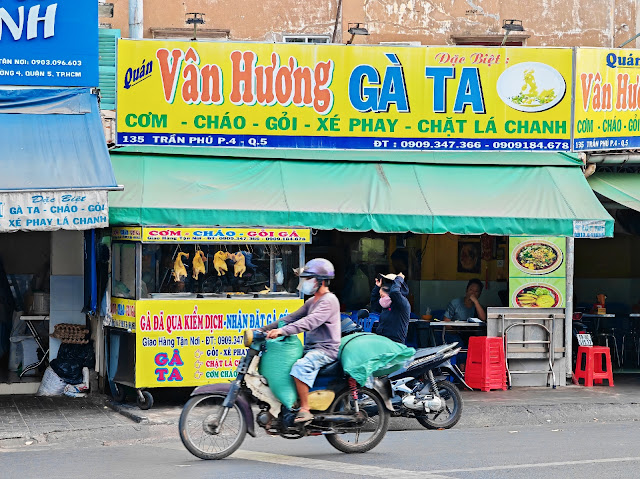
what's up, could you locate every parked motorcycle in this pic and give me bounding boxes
[388,342,465,429]
[179,329,393,460]
[343,310,465,430]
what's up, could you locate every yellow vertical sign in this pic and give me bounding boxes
[574,48,640,150]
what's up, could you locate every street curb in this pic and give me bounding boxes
[103,399,150,424]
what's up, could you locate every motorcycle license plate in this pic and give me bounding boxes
[577,333,593,346]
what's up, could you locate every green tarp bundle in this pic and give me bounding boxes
[339,333,416,385]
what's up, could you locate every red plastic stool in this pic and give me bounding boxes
[573,346,614,387]
[465,336,507,391]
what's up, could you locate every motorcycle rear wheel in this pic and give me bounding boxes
[179,393,247,460]
[325,386,389,454]
[416,380,463,430]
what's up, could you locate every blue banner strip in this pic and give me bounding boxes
[117,132,571,151]
[573,136,640,151]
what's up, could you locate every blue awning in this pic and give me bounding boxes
[0,88,118,191]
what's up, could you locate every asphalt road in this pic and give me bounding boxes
[1,418,640,479]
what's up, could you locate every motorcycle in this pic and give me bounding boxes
[179,329,393,460]
[344,310,465,430]
[388,343,465,429]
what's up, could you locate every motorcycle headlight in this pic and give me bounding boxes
[244,329,253,347]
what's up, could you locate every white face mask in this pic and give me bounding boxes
[298,278,319,295]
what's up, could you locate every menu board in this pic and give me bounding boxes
[508,237,567,308]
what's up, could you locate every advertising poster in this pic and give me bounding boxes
[132,299,302,387]
[574,48,640,150]
[117,41,572,151]
[0,0,98,87]
[509,237,567,308]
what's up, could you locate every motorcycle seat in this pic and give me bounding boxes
[315,360,344,380]
[412,343,458,360]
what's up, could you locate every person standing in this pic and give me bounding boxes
[371,273,411,344]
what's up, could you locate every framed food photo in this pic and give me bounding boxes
[508,236,567,308]
[458,239,481,274]
[509,237,566,278]
[510,277,566,308]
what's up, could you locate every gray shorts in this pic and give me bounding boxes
[290,349,335,388]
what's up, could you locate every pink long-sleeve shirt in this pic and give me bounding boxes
[280,292,341,359]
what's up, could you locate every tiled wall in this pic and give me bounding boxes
[49,231,85,360]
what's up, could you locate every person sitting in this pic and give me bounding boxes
[443,278,486,371]
[443,278,487,323]
[371,273,411,344]
[261,258,341,424]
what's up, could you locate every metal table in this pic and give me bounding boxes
[580,313,615,336]
[19,315,49,377]
[407,320,484,347]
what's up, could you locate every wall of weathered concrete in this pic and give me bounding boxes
[341,0,639,47]
[103,0,339,41]
[101,0,640,48]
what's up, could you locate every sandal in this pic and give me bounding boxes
[294,409,314,423]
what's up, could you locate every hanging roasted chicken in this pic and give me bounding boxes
[232,252,247,277]
[213,251,230,276]
[192,250,206,280]
[173,252,189,282]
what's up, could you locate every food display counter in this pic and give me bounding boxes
[106,226,308,409]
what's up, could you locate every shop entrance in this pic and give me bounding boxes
[574,220,640,375]
[0,232,51,393]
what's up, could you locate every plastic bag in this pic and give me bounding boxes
[258,334,303,408]
[37,367,67,396]
[63,383,88,398]
[50,358,83,384]
[57,342,95,369]
[339,333,415,386]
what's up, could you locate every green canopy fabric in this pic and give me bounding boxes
[109,149,613,237]
[588,173,640,212]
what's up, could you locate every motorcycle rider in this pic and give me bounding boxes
[262,258,341,423]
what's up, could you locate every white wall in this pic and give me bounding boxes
[49,230,85,359]
[408,280,507,317]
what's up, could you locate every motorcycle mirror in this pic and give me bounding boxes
[244,329,254,347]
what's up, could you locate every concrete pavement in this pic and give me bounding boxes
[1,374,638,443]
[0,395,130,440]
[104,374,640,430]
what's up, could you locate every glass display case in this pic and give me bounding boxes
[106,226,309,408]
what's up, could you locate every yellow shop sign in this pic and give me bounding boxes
[574,47,640,151]
[117,40,572,152]
[111,227,311,243]
[133,299,302,387]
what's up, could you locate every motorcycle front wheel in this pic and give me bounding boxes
[179,393,247,460]
[416,380,463,429]
[325,386,389,454]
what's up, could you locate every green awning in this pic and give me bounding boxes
[588,173,640,212]
[109,149,613,237]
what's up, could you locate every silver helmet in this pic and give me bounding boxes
[298,258,335,280]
